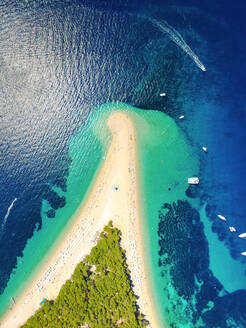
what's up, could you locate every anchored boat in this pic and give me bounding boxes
[188,177,199,184]
[217,214,227,221]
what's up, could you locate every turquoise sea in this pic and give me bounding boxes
[1,1,246,327]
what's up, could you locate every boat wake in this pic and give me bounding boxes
[1,198,17,230]
[149,17,206,72]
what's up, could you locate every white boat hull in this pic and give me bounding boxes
[188,177,199,185]
[217,214,227,221]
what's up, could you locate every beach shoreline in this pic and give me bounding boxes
[0,111,161,328]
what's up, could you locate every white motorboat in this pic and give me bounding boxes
[202,146,208,152]
[238,232,246,239]
[179,115,185,119]
[229,226,236,232]
[241,252,246,256]
[217,214,227,221]
[188,177,199,184]
[160,93,166,97]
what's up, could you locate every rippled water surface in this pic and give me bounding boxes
[0,0,246,326]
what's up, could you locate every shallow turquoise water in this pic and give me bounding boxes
[129,107,200,327]
[200,205,246,293]
[0,102,199,327]
[1,2,246,326]
[1,98,246,328]
[0,105,110,317]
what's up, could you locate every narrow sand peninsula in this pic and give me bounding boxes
[1,112,159,328]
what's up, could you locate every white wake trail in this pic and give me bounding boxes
[150,17,206,71]
[2,198,17,229]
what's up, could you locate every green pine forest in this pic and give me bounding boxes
[21,222,148,328]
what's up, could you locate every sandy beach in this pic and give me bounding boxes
[0,111,160,328]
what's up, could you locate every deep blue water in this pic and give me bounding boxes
[0,0,246,327]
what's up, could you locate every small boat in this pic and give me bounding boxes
[179,115,185,120]
[188,177,199,185]
[241,252,246,256]
[217,214,227,221]
[202,146,208,152]
[229,226,236,232]
[201,66,206,72]
[160,93,166,97]
[238,232,246,239]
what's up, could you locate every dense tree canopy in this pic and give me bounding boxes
[21,222,147,328]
